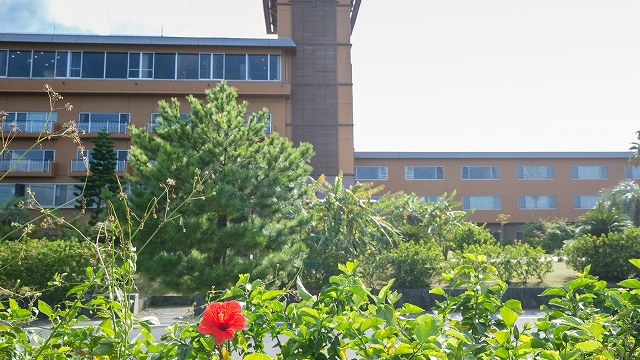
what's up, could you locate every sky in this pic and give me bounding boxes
[0,0,638,153]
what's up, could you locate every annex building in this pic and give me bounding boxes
[0,0,636,240]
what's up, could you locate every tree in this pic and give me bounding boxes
[576,203,632,237]
[75,129,119,225]
[629,130,640,166]
[126,82,314,294]
[598,180,640,226]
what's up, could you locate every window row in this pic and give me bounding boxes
[0,149,129,174]
[459,195,600,211]
[3,111,272,135]
[0,183,132,208]
[356,165,624,181]
[0,50,281,81]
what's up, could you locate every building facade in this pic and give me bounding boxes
[0,0,636,240]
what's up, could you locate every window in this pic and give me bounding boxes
[31,51,55,78]
[516,166,554,180]
[7,50,32,77]
[518,195,557,210]
[424,196,440,204]
[515,231,523,240]
[0,49,7,76]
[177,53,199,79]
[571,166,608,180]
[26,183,80,208]
[3,112,57,133]
[573,195,600,209]
[154,53,176,79]
[148,112,189,132]
[78,113,130,134]
[225,54,246,80]
[355,166,388,181]
[105,52,128,78]
[269,55,281,80]
[116,150,129,172]
[199,53,224,79]
[461,166,500,180]
[405,166,444,180]
[248,54,268,80]
[462,196,501,210]
[0,184,18,205]
[55,51,82,78]
[81,52,105,78]
[625,165,640,180]
[1,149,54,172]
[128,52,153,78]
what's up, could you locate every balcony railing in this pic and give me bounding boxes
[69,160,128,174]
[77,121,128,134]
[0,159,51,173]
[2,120,54,133]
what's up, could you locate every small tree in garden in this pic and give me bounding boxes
[74,129,119,225]
[127,82,314,294]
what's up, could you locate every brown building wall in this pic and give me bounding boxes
[354,154,634,227]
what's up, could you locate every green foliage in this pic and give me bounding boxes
[127,82,314,294]
[445,222,497,253]
[0,196,31,240]
[566,227,640,281]
[522,218,576,253]
[576,203,632,237]
[0,238,97,304]
[74,129,120,225]
[598,180,640,226]
[457,242,553,284]
[367,240,444,289]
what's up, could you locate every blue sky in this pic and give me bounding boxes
[1,0,638,152]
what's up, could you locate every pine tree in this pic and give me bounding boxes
[126,82,314,293]
[75,129,119,225]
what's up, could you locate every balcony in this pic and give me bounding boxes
[0,160,56,177]
[2,120,60,138]
[68,160,129,177]
[77,121,129,138]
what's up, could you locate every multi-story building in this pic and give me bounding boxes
[0,0,635,240]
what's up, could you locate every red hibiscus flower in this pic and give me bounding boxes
[198,300,246,345]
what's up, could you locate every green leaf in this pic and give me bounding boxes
[296,276,316,302]
[540,287,567,297]
[400,303,425,314]
[574,340,601,352]
[500,306,518,328]
[244,354,274,360]
[430,288,446,296]
[37,300,53,318]
[629,258,640,269]
[415,315,439,342]
[395,343,414,355]
[618,279,640,289]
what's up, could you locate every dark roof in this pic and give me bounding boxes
[355,151,633,159]
[0,33,295,49]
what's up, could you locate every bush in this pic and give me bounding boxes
[457,243,552,284]
[565,227,640,281]
[0,238,97,304]
[445,222,497,253]
[381,240,444,289]
[522,218,576,253]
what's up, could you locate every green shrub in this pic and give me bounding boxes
[445,222,497,253]
[522,218,576,253]
[381,240,444,288]
[0,238,97,304]
[458,243,552,284]
[565,227,640,281]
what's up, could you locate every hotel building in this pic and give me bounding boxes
[0,0,635,239]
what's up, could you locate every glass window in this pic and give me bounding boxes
[128,52,140,78]
[462,196,502,210]
[269,54,281,80]
[405,166,444,180]
[82,52,105,78]
[154,53,175,79]
[199,54,210,79]
[355,166,388,180]
[105,52,128,78]
[571,166,608,180]
[69,51,82,77]
[55,51,68,77]
[0,184,16,205]
[516,166,554,180]
[54,184,77,208]
[8,50,32,77]
[177,53,199,79]
[225,54,246,80]
[28,184,55,208]
[0,50,7,76]
[212,54,224,79]
[461,166,500,180]
[31,51,55,78]
[424,196,440,204]
[77,113,129,134]
[248,54,268,80]
[3,112,56,133]
[573,195,600,209]
[625,165,640,180]
[518,195,557,210]
[128,52,154,79]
